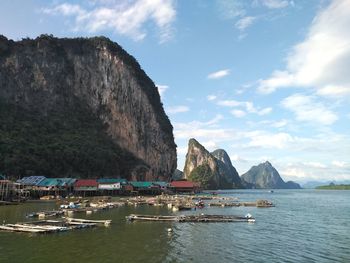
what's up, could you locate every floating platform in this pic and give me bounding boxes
[64,217,112,226]
[0,217,111,234]
[208,199,274,208]
[126,214,255,223]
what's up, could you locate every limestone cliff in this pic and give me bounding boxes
[241,161,301,189]
[0,35,176,180]
[211,149,243,188]
[183,138,243,189]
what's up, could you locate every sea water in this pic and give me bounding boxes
[0,190,349,263]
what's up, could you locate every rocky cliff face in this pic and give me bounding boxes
[241,161,301,189]
[183,138,243,189]
[0,35,176,180]
[211,149,243,188]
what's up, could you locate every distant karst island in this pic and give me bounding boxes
[177,138,301,190]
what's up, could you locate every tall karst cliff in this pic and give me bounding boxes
[183,138,243,189]
[0,35,176,180]
[241,161,301,189]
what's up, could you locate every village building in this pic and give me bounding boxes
[74,179,99,196]
[129,181,162,195]
[169,181,201,193]
[36,178,76,197]
[97,178,127,195]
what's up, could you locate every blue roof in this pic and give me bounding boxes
[97,178,128,184]
[37,178,76,187]
[17,176,46,186]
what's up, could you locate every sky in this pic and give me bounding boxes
[1,0,349,183]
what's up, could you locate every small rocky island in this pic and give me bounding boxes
[183,138,243,189]
[241,161,301,189]
[181,138,301,190]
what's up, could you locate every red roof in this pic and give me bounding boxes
[170,181,199,188]
[74,179,98,187]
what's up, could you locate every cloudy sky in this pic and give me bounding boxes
[1,0,349,183]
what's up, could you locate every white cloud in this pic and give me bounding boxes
[174,115,237,141]
[270,119,288,128]
[246,132,294,149]
[258,0,350,96]
[230,154,247,163]
[235,16,256,31]
[303,162,327,169]
[217,100,272,116]
[281,93,338,125]
[317,85,350,97]
[207,95,217,101]
[206,114,224,125]
[249,119,288,128]
[280,160,350,182]
[166,105,189,114]
[42,0,176,42]
[156,84,169,97]
[231,109,246,118]
[217,100,242,107]
[332,161,349,168]
[260,0,289,9]
[257,107,272,115]
[207,69,230,79]
[217,0,246,19]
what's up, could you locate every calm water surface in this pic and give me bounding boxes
[0,190,349,263]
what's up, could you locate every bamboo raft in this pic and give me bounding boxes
[126,214,255,223]
[0,217,111,233]
[208,200,275,208]
[64,217,112,226]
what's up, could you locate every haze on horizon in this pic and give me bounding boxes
[1,0,349,183]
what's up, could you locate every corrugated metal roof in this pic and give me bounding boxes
[75,179,98,187]
[17,176,46,186]
[170,181,199,188]
[129,181,154,188]
[37,178,76,187]
[97,178,127,184]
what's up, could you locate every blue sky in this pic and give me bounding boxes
[1,0,349,182]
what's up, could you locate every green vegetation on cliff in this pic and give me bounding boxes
[188,164,214,189]
[316,184,350,190]
[0,99,141,179]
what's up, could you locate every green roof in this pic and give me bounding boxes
[37,178,76,187]
[130,181,154,188]
[97,178,127,184]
